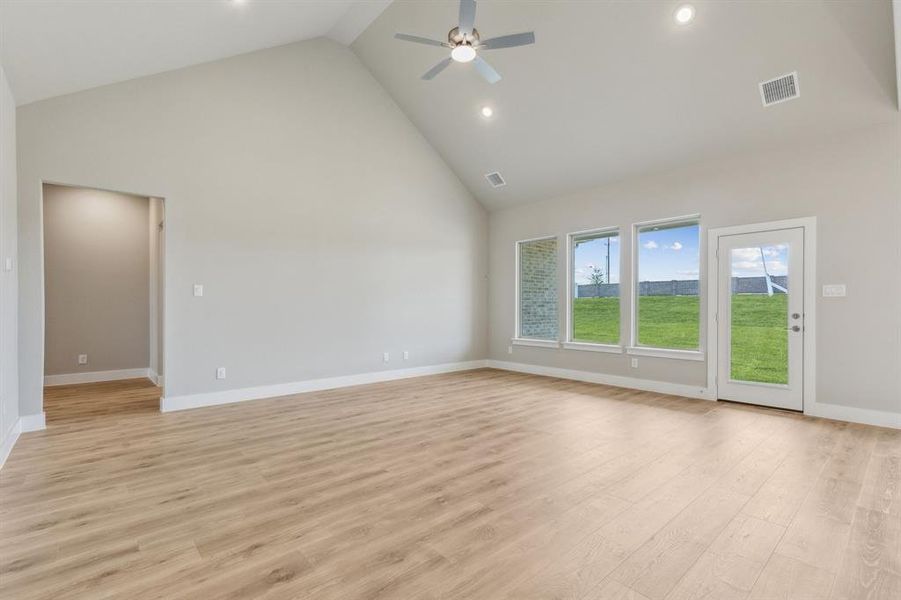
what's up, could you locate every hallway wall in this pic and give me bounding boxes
[43,184,150,377]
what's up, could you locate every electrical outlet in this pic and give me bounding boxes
[193,284,204,297]
[78,354,88,365]
[216,367,226,379]
[507,346,513,354]
[383,352,390,363]
[630,358,638,368]
[4,257,11,271]
[403,351,409,361]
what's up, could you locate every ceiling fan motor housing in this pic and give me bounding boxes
[448,26,480,47]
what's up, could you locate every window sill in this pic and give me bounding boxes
[511,338,560,349]
[562,341,623,354]
[626,346,705,361]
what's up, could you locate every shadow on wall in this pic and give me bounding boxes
[42,184,164,388]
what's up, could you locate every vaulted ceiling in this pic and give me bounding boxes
[353,0,899,209]
[0,0,390,106]
[1,1,897,211]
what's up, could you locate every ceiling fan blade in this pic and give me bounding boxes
[473,55,501,84]
[458,0,477,36]
[422,57,453,80]
[480,31,535,50]
[395,33,450,48]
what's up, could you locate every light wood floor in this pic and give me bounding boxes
[44,378,161,423]
[1,370,898,600]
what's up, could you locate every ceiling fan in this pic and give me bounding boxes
[394,0,535,84]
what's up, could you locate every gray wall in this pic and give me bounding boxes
[17,39,487,415]
[489,122,901,415]
[0,66,19,441]
[577,277,788,298]
[42,185,150,376]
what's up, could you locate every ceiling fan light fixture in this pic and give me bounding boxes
[451,44,477,63]
[674,4,695,25]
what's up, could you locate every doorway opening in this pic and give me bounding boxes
[41,183,165,424]
[707,218,816,412]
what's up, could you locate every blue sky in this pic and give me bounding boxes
[637,224,699,281]
[730,244,788,278]
[573,235,620,286]
[573,226,787,285]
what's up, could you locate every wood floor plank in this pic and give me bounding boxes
[0,370,898,600]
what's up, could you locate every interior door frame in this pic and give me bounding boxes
[706,217,817,412]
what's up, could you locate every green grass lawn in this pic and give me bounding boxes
[572,294,787,384]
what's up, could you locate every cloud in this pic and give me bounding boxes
[643,241,658,250]
[668,241,683,251]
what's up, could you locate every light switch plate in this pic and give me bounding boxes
[4,258,11,271]
[193,284,204,297]
[822,284,846,298]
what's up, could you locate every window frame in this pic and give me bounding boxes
[513,235,560,348]
[563,226,623,354]
[628,215,705,361]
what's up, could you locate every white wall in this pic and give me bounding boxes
[17,38,487,415]
[489,122,901,417]
[0,66,20,444]
[42,184,150,376]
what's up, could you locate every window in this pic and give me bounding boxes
[568,229,620,346]
[633,218,701,352]
[516,237,558,342]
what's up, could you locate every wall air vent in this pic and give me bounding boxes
[485,171,506,188]
[759,71,799,107]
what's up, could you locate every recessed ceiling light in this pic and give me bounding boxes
[451,45,477,63]
[674,4,695,24]
[480,106,494,118]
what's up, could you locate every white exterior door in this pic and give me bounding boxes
[716,227,804,411]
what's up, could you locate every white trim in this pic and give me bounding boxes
[514,235,559,342]
[44,368,152,386]
[486,359,714,401]
[706,217,817,415]
[20,413,46,432]
[630,215,704,354]
[805,401,901,430]
[0,419,22,469]
[511,338,560,349]
[562,341,623,354]
[565,226,622,347]
[161,361,488,413]
[148,370,162,386]
[626,346,705,361]
[895,1,901,111]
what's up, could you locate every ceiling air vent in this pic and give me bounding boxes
[485,171,506,188]
[759,71,799,107]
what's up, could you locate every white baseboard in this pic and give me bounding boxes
[0,419,22,469]
[805,401,900,430]
[44,368,152,386]
[485,359,715,401]
[148,370,164,387]
[486,360,899,429]
[21,413,46,432]
[161,360,488,412]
